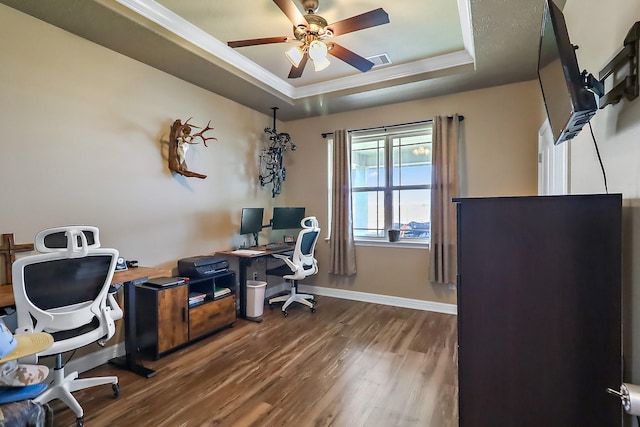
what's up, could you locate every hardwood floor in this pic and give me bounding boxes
[50,296,458,427]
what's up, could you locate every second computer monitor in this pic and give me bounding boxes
[272,207,305,230]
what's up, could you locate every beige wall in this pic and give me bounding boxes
[0,4,542,313]
[284,81,543,304]
[562,0,640,385]
[0,4,278,278]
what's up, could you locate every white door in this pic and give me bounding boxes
[538,118,569,195]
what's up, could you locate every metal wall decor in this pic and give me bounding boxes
[260,107,296,197]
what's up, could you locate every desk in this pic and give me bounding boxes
[0,267,170,308]
[217,246,293,322]
[109,266,171,378]
[1,267,170,378]
[0,286,14,307]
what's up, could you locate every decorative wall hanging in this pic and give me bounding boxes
[168,118,217,179]
[260,107,296,197]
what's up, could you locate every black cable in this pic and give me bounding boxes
[588,121,608,194]
[62,349,77,368]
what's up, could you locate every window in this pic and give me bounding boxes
[329,123,433,244]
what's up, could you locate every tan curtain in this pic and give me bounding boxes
[429,115,460,284]
[329,130,357,276]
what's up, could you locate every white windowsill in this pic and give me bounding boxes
[324,238,429,249]
[355,239,428,249]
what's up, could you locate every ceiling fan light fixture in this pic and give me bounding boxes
[308,40,329,71]
[227,1,390,79]
[285,45,305,67]
[312,54,330,71]
[308,40,328,61]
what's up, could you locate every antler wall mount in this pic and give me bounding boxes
[168,118,217,179]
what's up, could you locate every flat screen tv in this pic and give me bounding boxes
[538,0,597,144]
[271,207,305,230]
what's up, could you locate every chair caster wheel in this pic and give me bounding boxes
[112,383,120,398]
[76,417,84,427]
[282,311,288,317]
[311,307,316,313]
[269,303,274,310]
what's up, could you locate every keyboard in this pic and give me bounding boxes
[231,249,265,255]
[265,243,293,251]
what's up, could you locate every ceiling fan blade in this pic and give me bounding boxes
[227,36,290,47]
[327,43,374,73]
[288,54,309,79]
[327,8,390,36]
[228,36,290,48]
[273,0,308,28]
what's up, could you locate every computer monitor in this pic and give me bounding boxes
[272,207,306,230]
[240,207,264,247]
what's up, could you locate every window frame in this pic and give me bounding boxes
[329,123,433,247]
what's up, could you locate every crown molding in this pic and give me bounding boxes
[457,0,476,60]
[294,50,474,98]
[113,0,297,98]
[114,0,475,103]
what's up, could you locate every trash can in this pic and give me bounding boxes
[246,280,267,318]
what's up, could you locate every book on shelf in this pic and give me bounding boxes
[188,292,206,304]
[214,287,231,298]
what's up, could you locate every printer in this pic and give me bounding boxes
[178,255,229,279]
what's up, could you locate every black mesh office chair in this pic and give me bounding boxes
[266,216,320,316]
[12,226,123,427]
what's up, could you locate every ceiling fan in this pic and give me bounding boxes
[227,0,390,79]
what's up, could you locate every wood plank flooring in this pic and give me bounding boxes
[50,296,458,427]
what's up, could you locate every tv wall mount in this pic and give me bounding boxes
[598,21,640,109]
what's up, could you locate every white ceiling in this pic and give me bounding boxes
[0,0,565,121]
[153,0,470,86]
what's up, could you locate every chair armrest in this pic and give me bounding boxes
[107,293,123,321]
[271,254,299,273]
[97,293,122,346]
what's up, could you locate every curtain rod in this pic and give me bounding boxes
[321,115,464,138]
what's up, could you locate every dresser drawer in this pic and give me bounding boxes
[189,296,236,339]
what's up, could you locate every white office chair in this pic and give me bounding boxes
[12,226,123,427]
[267,216,320,316]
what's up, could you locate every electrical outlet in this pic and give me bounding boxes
[253,272,258,280]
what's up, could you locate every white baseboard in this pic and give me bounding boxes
[265,282,288,298]
[66,342,125,374]
[267,283,457,315]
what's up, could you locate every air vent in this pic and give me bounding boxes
[366,53,392,68]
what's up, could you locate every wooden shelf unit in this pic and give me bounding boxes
[135,271,236,359]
